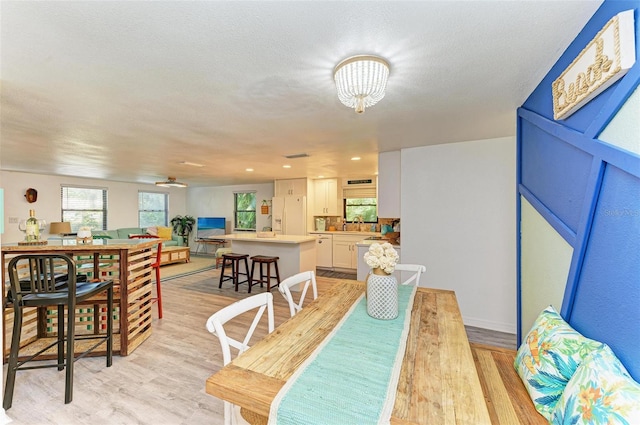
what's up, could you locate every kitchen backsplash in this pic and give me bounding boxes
[311,217,400,232]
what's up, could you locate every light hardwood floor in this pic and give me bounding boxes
[2,268,515,424]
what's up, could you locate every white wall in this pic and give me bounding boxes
[400,136,516,333]
[0,170,187,242]
[520,196,572,340]
[187,183,274,244]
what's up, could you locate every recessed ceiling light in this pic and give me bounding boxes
[318,175,325,178]
[283,165,291,169]
[351,157,361,161]
[179,161,204,167]
[246,168,254,172]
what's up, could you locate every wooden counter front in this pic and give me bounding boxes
[1,238,159,360]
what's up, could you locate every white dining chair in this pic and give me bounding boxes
[278,270,318,318]
[206,292,275,425]
[394,264,426,286]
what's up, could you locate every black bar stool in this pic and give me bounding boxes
[249,255,281,292]
[3,254,113,409]
[218,253,251,292]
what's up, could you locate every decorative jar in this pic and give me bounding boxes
[366,268,399,320]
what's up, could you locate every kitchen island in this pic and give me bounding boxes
[216,234,316,282]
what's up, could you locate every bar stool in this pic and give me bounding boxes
[249,255,281,292]
[218,253,251,292]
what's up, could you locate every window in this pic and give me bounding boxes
[138,191,169,227]
[234,192,256,231]
[344,198,377,223]
[61,186,108,232]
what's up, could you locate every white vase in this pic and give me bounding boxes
[366,268,398,320]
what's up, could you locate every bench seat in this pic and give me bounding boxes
[471,343,547,425]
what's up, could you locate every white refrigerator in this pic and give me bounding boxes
[272,196,307,235]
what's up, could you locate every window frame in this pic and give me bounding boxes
[60,185,108,232]
[138,191,169,227]
[234,191,257,231]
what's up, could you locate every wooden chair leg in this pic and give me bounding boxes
[249,260,256,294]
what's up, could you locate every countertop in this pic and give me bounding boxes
[308,231,381,237]
[1,238,159,252]
[355,239,400,248]
[217,234,316,244]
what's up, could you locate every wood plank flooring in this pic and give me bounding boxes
[2,268,515,424]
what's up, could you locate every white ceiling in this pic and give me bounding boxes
[1,1,602,187]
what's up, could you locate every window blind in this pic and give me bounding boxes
[343,187,377,199]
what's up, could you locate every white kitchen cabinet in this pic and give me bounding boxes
[332,234,363,269]
[309,232,333,268]
[275,178,307,197]
[313,178,340,216]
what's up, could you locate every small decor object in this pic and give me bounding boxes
[364,242,400,320]
[261,200,269,215]
[24,188,38,203]
[76,227,93,244]
[18,209,46,242]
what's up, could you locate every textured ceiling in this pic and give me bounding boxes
[0,1,602,187]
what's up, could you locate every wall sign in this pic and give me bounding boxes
[552,9,636,120]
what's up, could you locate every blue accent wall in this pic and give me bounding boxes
[517,0,640,380]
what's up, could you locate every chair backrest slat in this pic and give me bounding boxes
[394,264,426,286]
[205,292,274,366]
[278,270,318,317]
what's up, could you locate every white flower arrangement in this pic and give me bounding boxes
[363,242,399,274]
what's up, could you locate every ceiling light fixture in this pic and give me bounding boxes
[351,156,361,161]
[283,165,292,169]
[155,177,188,188]
[334,55,390,114]
[246,168,254,172]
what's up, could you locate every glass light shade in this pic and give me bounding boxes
[334,55,390,114]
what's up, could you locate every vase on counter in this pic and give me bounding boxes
[366,267,398,320]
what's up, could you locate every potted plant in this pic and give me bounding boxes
[170,215,196,246]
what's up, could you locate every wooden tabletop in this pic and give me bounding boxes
[206,280,491,424]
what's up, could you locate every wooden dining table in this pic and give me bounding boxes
[206,279,491,424]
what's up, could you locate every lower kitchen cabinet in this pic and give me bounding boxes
[332,234,363,269]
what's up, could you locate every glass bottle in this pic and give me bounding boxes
[25,209,40,242]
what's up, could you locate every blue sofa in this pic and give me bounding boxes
[93,227,183,247]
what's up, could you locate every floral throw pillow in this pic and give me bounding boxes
[514,305,603,420]
[551,344,640,424]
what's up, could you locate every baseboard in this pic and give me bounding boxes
[462,315,516,334]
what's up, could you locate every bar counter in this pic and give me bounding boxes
[1,238,159,360]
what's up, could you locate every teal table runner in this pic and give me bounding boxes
[268,284,417,425]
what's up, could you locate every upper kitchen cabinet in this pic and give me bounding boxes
[377,151,401,218]
[312,178,341,216]
[274,178,307,197]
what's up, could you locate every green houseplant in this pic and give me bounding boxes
[170,215,196,246]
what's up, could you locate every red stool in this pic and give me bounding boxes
[249,255,281,292]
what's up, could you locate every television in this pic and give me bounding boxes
[196,217,226,239]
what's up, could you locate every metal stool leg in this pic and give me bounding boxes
[3,304,24,410]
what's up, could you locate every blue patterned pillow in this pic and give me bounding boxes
[551,345,640,424]
[514,306,603,420]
